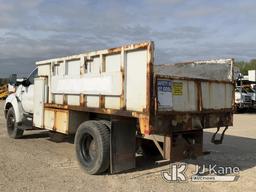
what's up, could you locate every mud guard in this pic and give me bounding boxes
[110,118,136,174]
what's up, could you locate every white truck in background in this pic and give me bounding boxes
[4,41,235,174]
[235,86,252,110]
[235,71,253,111]
[243,86,256,108]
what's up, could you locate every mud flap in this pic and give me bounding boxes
[110,118,136,174]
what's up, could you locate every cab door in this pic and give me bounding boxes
[20,68,38,114]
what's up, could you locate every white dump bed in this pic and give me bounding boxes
[34,41,234,131]
[33,41,234,134]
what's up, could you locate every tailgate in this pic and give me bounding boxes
[155,59,234,113]
[156,76,234,112]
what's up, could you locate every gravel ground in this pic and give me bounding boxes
[0,100,255,192]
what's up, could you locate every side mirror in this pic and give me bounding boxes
[21,78,30,87]
[9,74,17,85]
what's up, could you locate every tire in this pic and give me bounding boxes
[75,120,110,175]
[6,107,24,139]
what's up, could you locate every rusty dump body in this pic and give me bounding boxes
[34,41,234,168]
[150,75,234,135]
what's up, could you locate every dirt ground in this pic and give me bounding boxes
[0,100,255,192]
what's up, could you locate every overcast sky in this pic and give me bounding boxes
[0,0,256,77]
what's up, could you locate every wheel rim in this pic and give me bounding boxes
[7,113,15,134]
[80,133,97,165]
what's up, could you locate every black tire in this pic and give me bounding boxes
[75,120,110,175]
[6,107,24,139]
[140,139,160,156]
[98,120,111,129]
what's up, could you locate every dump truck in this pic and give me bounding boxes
[4,41,234,174]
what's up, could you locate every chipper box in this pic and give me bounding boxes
[4,41,234,174]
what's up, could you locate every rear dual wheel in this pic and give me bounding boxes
[75,121,110,175]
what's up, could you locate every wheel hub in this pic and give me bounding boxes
[7,114,15,131]
[81,134,97,164]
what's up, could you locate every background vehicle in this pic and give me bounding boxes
[4,41,234,175]
[0,84,8,100]
[243,85,256,108]
[235,87,252,110]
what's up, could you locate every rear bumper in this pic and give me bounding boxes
[150,111,233,135]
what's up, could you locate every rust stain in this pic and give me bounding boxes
[139,117,150,135]
[147,42,155,135]
[99,95,105,108]
[45,103,69,109]
[44,103,148,118]
[120,58,126,110]
[146,42,154,113]
[63,95,67,105]
[123,42,149,50]
[151,112,232,135]
[107,47,121,54]
[195,81,203,112]
[107,42,151,54]
[80,94,85,107]
[53,110,56,131]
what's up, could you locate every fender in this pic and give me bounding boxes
[4,93,24,123]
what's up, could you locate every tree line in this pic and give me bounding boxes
[235,59,256,75]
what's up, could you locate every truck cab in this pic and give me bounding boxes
[4,68,38,138]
